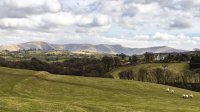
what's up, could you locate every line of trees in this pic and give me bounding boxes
[118,67,200,91]
[0,56,122,78]
[119,68,200,84]
[162,54,190,63]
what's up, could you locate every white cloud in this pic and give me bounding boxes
[76,14,111,27]
[134,3,161,14]
[0,0,199,50]
[40,13,76,26]
[0,18,39,29]
[0,12,111,32]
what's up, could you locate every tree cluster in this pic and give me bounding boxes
[190,56,200,69]
[0,56,117,78]
[163,54,190,63]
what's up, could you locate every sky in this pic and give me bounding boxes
[0,0,200,50]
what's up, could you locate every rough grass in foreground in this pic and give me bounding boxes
[0,67,199,112]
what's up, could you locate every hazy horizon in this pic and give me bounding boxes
[0,0,200,50]
[0,40,191,51]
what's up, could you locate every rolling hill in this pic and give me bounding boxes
[109,63,189,78]
[0,41,187,55]
[0,67,200,112]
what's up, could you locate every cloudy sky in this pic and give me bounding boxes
[0,0,200,50]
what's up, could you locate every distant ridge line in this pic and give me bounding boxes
[0,41,188,55]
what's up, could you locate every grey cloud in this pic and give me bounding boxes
[123,0,200,11]
[0,8,49,18]
[124,0,174,8]
[170,19,192,29]
[176,0,200,9]
[122,11,136,17]
[123,0,146,4]
[0,0,61,18]
[122,6,138,17]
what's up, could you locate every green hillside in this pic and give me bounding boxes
[0,67,200,112]
[109,63,189,78]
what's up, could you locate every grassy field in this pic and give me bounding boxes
[109,63,189,78]
[0,67,200,112]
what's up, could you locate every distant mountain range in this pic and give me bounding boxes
[0,41,188,55]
